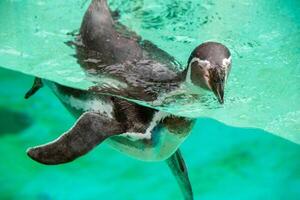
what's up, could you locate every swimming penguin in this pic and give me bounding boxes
[25,0,232,199]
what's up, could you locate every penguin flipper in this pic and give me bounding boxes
[27,112,123,165]
[25,77,43,99]
[166,149,194,200]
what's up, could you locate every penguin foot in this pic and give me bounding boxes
[167,149,194,200]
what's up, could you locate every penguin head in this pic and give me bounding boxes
[186,42,231,104]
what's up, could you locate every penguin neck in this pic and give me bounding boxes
[180,62,196,91]
[179,64,207,95]
[185,62,193,85]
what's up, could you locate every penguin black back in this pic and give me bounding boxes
[73,0,185,101]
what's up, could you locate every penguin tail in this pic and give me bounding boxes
[24,77,43,99]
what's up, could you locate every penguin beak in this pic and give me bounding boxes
[211,83,224,104]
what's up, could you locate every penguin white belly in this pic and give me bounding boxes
[46,81,193,161]
[107,126,188,161]
[108,111,190,161]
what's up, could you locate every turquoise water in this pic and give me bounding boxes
[1,68,300,199]
[1,0,300,199]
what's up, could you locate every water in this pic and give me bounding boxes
[0,0,300,199]
[0,0,299,143]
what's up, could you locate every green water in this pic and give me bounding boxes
[1,68,300,199]
[0,0,300,199]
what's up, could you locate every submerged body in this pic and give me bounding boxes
[25,0,232,199]
[47,81,195,161]
[45,0,195,161]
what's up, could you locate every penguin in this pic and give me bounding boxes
[25,0,232,199]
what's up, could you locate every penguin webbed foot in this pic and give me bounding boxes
[25,77,43,99]
[27,112,123,165]
[167,149,194,200]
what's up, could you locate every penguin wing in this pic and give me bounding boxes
[27,112,123,165]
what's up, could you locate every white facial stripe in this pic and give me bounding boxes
[190,57,211,68]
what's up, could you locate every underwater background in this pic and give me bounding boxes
[0,0,300,199]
